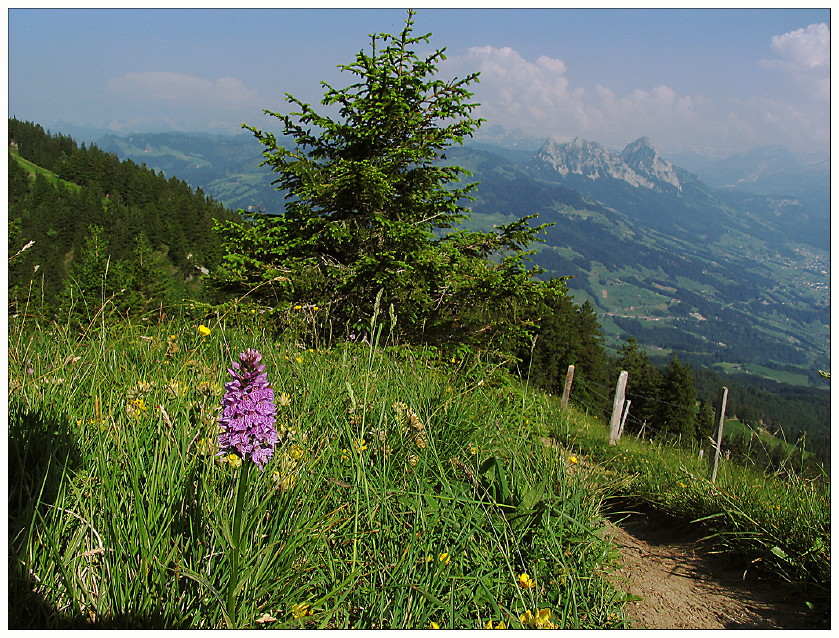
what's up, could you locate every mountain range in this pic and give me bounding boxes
[93,131,830,386]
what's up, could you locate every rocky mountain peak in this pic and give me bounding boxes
[533,136,682,193]
[620,137,682,191]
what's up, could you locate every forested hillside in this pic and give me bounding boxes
[7,116,830,471]
[8,119,240,317]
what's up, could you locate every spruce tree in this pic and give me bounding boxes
[212,9,555,351]
[616,337,662,432]
[656,355,697,441]
[60,225,116,320]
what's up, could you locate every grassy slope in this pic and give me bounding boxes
[8,314,627,629]
[83,134,829,386]
[8,312,829,629]
[10,149,82,192]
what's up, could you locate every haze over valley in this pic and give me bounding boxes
[9,8,830,386]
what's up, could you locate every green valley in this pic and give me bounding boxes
[90,132,829,388]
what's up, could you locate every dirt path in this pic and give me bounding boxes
[605,506,824,629]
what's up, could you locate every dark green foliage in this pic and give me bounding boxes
[615,337,662,431]
[521,292,612,415]
[59,224,116,317]
[7,118,239,319]
[655,355,697,440]
[695,400,716,442]
[693,367,830,460]
[211,10,560,355]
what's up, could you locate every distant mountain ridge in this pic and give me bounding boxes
[532,136,682,193]
[88,128,829,386]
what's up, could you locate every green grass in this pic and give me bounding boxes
[548,414,829,596]
[713,362,813,387]
[8,308,829,628]
[722,418,814,462]
[8,313,629,629]
[10,150,81,192]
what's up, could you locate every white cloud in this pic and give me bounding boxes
[444,46,709,151]
[102,71,263,133]
[442,43,827,155]
[107,71,261,109]
[760,23,829,102]
[769,23,829,69]
[452,46,582,131]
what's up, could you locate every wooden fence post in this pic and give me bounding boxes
[710,386,729,483]
[617,399,631,439]
[561,364,575,411]
[608,371,628,446]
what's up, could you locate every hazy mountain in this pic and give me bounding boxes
[669,146,829,217]
[531,136,682,193]
[89,129,829,385]
[448,139,829,384]
[96,131,283,211]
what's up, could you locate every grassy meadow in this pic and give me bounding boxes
[8,307,830,629]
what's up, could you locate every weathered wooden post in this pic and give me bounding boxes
[617,399,631,439]
[710,386,729,483]
[609,371,628,446]
[561,364,575,410]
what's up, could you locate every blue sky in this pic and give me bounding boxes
[8,7,830,156]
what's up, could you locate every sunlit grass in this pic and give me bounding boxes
[9,315,630,629]
[548,411,830,592]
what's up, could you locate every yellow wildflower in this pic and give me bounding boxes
[198,324,211,337]
[127,397,148,419]
[517,572,536,589]
[165,379,184,397]
[277,392,292,407]
[289,444,304,460]
[352,438,368,453]
[291,602,313,619]
[341,448,350,461]
[427,552,451,565]
[196,437,216,456]
[519,608,557,629]
[429,622,440,629]
[485,620,507,629]
[227,454,242,469]
[294,305,302,310]
[272,471,295,492]
[569,455,578,465]
[295,357,304,364]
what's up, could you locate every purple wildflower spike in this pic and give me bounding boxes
[217,349,278,469]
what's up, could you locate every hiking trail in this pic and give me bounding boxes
[605,505,825,629]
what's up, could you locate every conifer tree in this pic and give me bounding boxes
[119,232,172,314]
[696,400,716,443]
[656,355,697,441]
[60,225,118,320]
[616,337,662,431]
[212,9,556,351]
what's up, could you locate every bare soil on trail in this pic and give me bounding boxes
[604,505,827,630]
